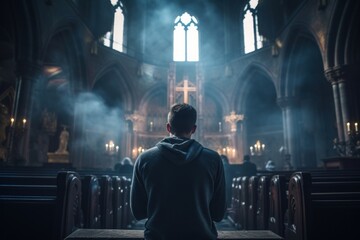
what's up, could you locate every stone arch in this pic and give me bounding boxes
[234,63,282,169]
[281,29,336,168]
[203,83,230,132]
[233,62,276,113]
[93,63,134,112]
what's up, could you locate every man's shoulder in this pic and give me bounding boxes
[200,147,222,162]
[137,146,161,161]
[201,147,221,159]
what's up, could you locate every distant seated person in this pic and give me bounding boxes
[265,160,275,171]
[238,154,257,177]
[114,157,134,174]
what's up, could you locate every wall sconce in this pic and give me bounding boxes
[10,117,28,130]
[272,38,282,57]
[334,121,360,157]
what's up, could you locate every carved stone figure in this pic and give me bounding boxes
[55,126,69,154]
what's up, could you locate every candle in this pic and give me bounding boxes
[150,121,153,132]
[262,144,265,150]
[10,118,14,127]
[347,122,351,132]
[355,122,358,132]
[116,146,119,152]
[218,122,222,132]
[22,118,27,128]
[105,144,109,151]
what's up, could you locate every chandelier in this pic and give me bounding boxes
[250,140,265,156]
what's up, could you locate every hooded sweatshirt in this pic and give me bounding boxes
[131,136,226,240]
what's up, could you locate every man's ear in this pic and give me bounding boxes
[166,123,172,133]
[191,125,197,134]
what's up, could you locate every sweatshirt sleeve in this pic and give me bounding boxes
[130,157,148,220]
[209,156,227,222]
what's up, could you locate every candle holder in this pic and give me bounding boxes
[250,140,265,156]
[333,122,360,157]
[9,117,28,132]
[104,140,119,156]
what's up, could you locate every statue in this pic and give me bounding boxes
[55,126,69,154]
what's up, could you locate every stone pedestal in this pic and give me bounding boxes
[47,152,69,163]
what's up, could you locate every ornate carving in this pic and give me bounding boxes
[324,65,349,84]
[125,110,145,132]
[225,111,244,132]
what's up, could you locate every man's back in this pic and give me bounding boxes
[239,161,257,177]
[131,137,226,240]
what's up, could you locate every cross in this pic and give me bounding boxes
[225,111,244,132]
[175,79,196,104]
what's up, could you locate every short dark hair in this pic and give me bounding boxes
[244,154,250,162]
[168,103,197,135]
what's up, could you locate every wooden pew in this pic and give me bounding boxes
[239,176,249,230]
[81,175,101,229]
[286,172,360,240]
[256,176,270,230]
[112,176,122,229]
[228,177,241,228]
[268,174,289,236]
[121,177,134,228]
[99,175,114,229]
[247,176,258,230]
[0,171,82,240]
[267,170,360,237]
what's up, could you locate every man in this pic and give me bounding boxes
[238,154,257,176]
[131,103,226,240]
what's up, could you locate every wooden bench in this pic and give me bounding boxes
[267,170,360,236]
[80,173,132,229]
[255,176,270,230]
[0,171,82,240]
[285,172,360,240]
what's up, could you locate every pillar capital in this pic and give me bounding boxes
[324,65,349,84]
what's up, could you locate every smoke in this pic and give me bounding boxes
[72,92,126,151]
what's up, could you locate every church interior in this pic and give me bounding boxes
[1,0,360,239]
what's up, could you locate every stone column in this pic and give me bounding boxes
[168,62,176,108]
[8,61,42,166]
[196,63,204,143]
[125,111,145,160]
[324,65,350,142]
[277,96,298,168]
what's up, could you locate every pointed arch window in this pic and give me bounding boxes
[243,0,263,54]
[103,0,126,52]
[173,12,199,62]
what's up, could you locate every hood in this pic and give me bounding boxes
[156,136,203,165]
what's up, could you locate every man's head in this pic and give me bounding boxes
[167,103,197,137]
[243,154,250,162]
